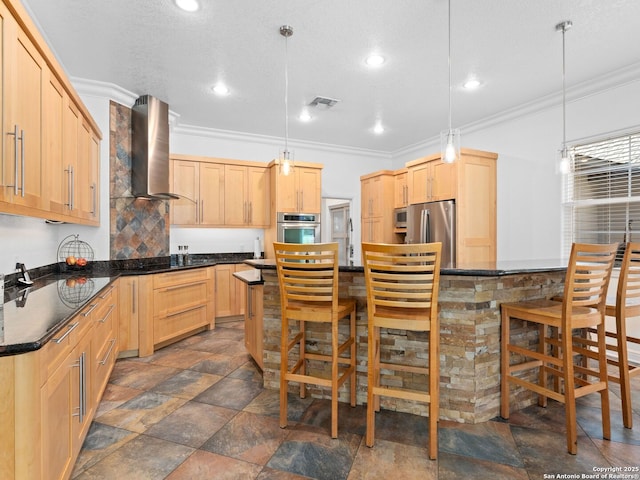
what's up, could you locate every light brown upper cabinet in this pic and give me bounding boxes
[224,164,269,227]
[393,168,408,208]
[360,170,395,243]
[169,155,269,228]
[0,0,101,225]
[269,161,322,214]
[407,155,456,205]
[170,157,225,226]
[0,7,45,212]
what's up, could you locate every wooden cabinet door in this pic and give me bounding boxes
[361,177,373,219]
[224,164,248,225]
[41,352,75,480]
[73,120,93,222]
[43,72,65,216]
[298,167,321,213]
[215,264,234,317]
[408,161,430,204]
[431,160,456,201]
[3,23,45,210]
[71,328,93,457]
[199,162,225,225]
[62,99,79,216]
[247,166,269,226]
[171,159,198,224]
[118,276,139,355]
[275,169,297,212]
[394,170,408,208]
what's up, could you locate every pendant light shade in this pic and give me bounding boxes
[441,0,460,164]
[279,25,294,176]
[557,20,572,175]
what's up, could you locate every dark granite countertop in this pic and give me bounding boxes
[0,252,258,356]
[244,258,569,277]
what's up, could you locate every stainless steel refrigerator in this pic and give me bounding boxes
[406,199,456,268]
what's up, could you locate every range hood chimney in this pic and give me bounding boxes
[131,95,179,199]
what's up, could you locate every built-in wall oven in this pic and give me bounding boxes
[277,212,321,244]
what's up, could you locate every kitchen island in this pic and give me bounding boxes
[242,258,568,424]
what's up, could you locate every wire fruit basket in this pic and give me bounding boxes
[57,234,95,269]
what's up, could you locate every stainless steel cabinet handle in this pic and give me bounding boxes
[70,166,75,210]
[7,125,19,195]
[97,304,115,324]
[90,182,96,215]
[248,286,253,318]
[52,321,79,343]
[166,304,204,318]
[99,285,115,299]
[99,339,116,366]
[82,303,98,317]
[73,351,86,423]
[132,281,137,314]
[200,199,204,224]
[248,202,252,224]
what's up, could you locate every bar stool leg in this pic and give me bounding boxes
[300,320,306,398]
[561,329,578,455]
[500,308,511,419]
[280,316,289,429]
[617,313,634,428]
[366,325,377,447]
[350,309,357,407]
[596,322,611,440]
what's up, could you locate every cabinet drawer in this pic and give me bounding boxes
[154,304,208,344]
[153,268,210,289]
[153,281,209,318]
[94,295,117,346]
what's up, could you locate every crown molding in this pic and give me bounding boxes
[71,59,640,162]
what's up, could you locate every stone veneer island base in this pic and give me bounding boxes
[247,259,567,424]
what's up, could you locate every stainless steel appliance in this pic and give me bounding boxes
[394,207,407,230]
[277,212,321,244]
[131,95,179,199]
[406,200,456,268]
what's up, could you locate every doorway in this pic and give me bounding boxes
[322,198,353,266]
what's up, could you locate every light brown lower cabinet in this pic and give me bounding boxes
[138,267,215,357]
[0,281,119,480]
[244,284,263,369]
[215,263,251,318]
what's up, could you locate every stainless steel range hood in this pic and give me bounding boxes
[131,95,179,199]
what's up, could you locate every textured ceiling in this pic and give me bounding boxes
[21,0,640,153]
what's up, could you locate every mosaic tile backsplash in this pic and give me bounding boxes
[109,101,170,260]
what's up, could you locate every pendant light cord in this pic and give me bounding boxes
[284,31,289,155]
[448,0,452,133]
[561,24,566,149]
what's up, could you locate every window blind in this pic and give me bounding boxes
[562,132,640,262]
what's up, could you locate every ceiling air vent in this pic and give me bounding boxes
[308,96,341,109]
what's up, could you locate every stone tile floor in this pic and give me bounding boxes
[72,320,640,479]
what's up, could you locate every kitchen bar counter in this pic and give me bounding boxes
[244,258,568,424]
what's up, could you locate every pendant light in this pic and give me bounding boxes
[440,0,460,164]
[557,20,572,175]
[279,25,294,176]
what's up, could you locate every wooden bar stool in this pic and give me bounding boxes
[361,241,442,460]
[273,242,356,439]
[501,242,618,454]
[584,242,640,428]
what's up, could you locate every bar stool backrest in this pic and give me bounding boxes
[273,242,340,317]
[362,242,442,331]
[616,242,640,317]
[562,242,618,324]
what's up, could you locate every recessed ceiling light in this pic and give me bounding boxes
[365,54,385,67]
[212,83,229,95]
[299,111,312,122]
[373,123,384,134]
[175,0,199,12]
[463,78,481,90]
